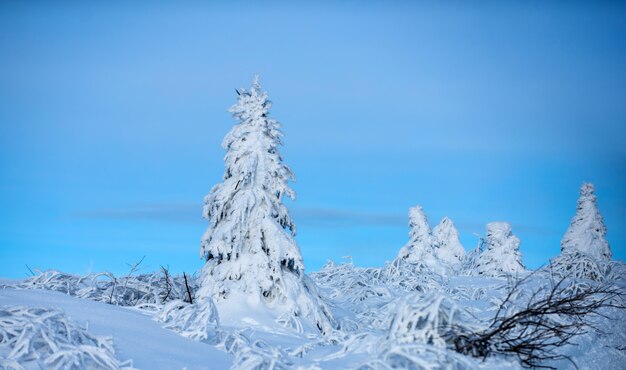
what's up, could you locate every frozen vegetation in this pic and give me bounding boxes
[464,222,525,278]
[1,79,624,369]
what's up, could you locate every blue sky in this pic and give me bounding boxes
[1,1,625,278]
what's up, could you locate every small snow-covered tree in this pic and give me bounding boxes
[560,183,611,260]
[395,207,466,276]
[470,222,525,277]
[395,206,443,274]
[197,76,335,334]
[432,217,466,271]
[550,183,612,281]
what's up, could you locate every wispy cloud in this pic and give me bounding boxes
[71,203,560,236]
[291,207,406,228]
[72,203,407,228]
[72,203,202,224]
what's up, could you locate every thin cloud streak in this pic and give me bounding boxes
[71,203,560,236]
[71,203,406,227]
[72,203,203,224]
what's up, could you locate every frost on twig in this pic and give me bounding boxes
[386,293,461,348]
[155,298,221,343]
[10,269,196,309]
[219,329,294,370]
[548,251,608,282]
[0,305,134,370]
[338,293,473,370]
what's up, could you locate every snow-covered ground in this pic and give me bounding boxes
[0,288,231,370]
[2,262,624,369]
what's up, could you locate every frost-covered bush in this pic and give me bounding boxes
[466,222,524,277]
[198,76,335,334]
[155,297,220,342]
[311,257,445,317]
[230,339,294,370]
[450,274,625,368]
[386,293,461,348]
[15,270,90,295]
[347,293,473,370]
[0,306,134,370]
[549,251,608,282]
[606,260,626,283]
[381,258,445,293]
[360,344,473,370]
[311,260,392,305]
[220,329,294,370]
[561,183,611,260]
[13,269,194,308]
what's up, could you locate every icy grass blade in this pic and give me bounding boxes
[0,305,135,370]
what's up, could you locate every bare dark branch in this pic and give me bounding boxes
[450,276,625,369]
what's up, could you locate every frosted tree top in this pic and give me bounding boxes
[561,182,611,260]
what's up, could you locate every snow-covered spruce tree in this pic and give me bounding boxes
[549,183,612,281]
[560,183,611,260]
[470,222,525,277]
[432,217,466,271]
[394,206,444,275]
[197,76,335,334]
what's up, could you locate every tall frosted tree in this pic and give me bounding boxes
[470,222,525,277]
[432,217,466,271]
[197,76,335,334]
[560,183,611,260]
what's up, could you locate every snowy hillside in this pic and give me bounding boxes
[0,288,230,370]
[1,80,624,370]
[1,262,624,369]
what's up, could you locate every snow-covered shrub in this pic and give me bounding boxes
[0,306,134,370]
[16,270,91,295]
[451,274,625,368]
[561,183,611,260]
[360,344,473,370]
[230,339,294,370]
[311,260,392,305]
[466,222,524,277]
[198,76,335,334]
[311,258,446,324]
[155,297,220,342]
[549,251,608,282]
[606,260,626,283]
[380,258,445,295]
[13,269,194,308]
[386,293,461,348]
[220,329,293,370]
